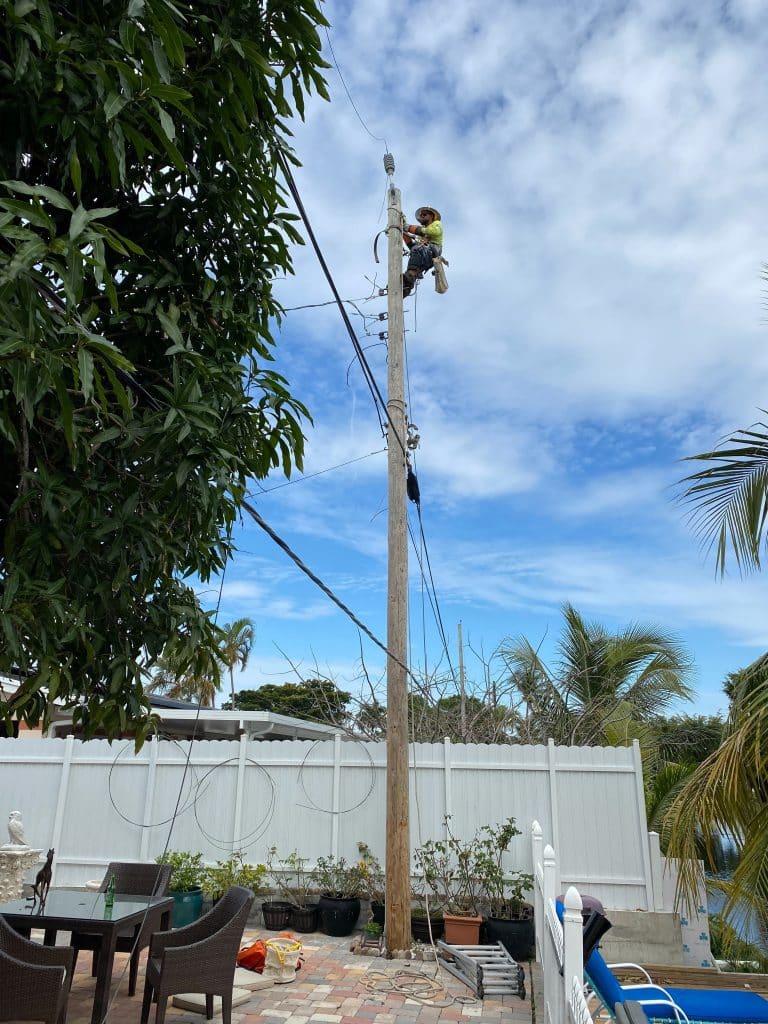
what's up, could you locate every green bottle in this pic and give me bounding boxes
[104,874,116,912]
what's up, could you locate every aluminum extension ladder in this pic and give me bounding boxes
[436,940,526,1000]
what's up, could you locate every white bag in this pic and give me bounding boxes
[263,936,302,984]
[433,256,449,294]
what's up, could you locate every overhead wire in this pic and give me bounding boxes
[246,448,385,496]
[323,26,389,151]
[275,148,407,460]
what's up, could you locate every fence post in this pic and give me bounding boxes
[331,732,342,857]
[631,740,654,910]
[532,821,544,963]
[232,732,248,851]
[443,737,453,827]
[542,843,558,1022]
[547,739,561,883]
[139,737,159,861]
[49,734,74,885]
[563,885,584,1017]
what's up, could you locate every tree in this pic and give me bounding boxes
[217,618,255,709]
[665,653,768,952]
[222,679,352,725]
[500,603,693,746]
[0,1,329,741]
[651,714,725,765]
[147,617,254,708]
[678,415,768,575]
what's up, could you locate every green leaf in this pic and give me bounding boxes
[157,309,183,344]
[1,181,73,211]
[152,37,171,84]
[69,151,82,197]
[14,0,37,17]
[77,348,94,401]
[69,204,88,241]
[127,0,145,16]
[104,92,129,122]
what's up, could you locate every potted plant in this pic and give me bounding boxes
[202,852,267,903]
[156,851,204,927]
[409,884,446,943]
[356,841,385,926]
[475,818,535,960]
[313,855,364,936]
[266,848,319,932]
[414,817,486,944]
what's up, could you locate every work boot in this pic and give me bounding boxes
[402,270,417,297]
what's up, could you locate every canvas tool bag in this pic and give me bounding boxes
[263,934,303,984]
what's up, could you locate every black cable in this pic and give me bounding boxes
[275,149,408,460]
[242,498,413,679]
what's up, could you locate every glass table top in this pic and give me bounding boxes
[0,890,172,924]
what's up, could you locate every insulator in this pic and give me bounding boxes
[383,153,395,176]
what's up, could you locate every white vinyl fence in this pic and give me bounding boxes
[0,735,654,901]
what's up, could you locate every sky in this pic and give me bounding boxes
[205,0,768,721]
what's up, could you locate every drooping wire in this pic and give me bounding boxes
[246,448,386,497]
[323,26,389,151]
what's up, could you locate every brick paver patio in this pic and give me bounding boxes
[59,929,540,1024]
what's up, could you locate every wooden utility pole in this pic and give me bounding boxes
[458,621,467,741]
[384,165,411,953]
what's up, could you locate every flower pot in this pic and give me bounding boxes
[289,903,320,933]
[484,915,535,961]
[171,887,203,928]
[410,914,444,943]
[318,895,361,936]
[261,900,293,930]
[443,912,482,945]
[371,900,385,926]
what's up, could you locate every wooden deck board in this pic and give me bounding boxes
[612,964,768,994]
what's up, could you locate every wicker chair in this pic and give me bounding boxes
[0,915,75,1024]
[70,861,172,996]
[141,885,254,1024]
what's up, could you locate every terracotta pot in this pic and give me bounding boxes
[442,912,482,945]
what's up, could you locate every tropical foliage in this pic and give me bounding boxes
[665,653,768,952]
[223,678,351,723]
[147,617,254,707]
[499,603,693,746]
[0,0,329,741]
[678,415,768,575]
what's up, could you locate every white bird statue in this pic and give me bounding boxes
[7,810,28,847]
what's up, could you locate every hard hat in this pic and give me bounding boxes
[415,206,441,221]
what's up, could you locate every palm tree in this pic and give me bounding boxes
[217,618,254,709]
[665,653,768,952]
[678,416,768,575]
[147,618,254,709]
[501,604,693,746]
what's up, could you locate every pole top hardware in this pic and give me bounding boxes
[383,152,395,176]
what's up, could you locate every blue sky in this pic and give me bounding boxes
[205,0,768,720]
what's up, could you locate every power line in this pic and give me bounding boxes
[275,149,407,459]
[242,498,411,677]
[247,448,386,496]
[323,26,388,150]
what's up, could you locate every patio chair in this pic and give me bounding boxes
[0,915,75,1024]
[70,861,172,996]
[585,938,768,1023]
[141,884,254,1024]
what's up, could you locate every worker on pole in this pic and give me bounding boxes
[401,206,443,297]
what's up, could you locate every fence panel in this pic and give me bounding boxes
[0,735,649,902]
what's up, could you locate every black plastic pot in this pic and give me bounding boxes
[261,900,293,930]
[371,900,385,926]
[318,895,361,936]
[410,914,444,942]
[290,903,320,933]
[484,916,535,961]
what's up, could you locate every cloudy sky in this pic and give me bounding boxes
[208,0,768,718]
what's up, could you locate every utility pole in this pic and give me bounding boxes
[384,155,410,953]
[458,621,467,741]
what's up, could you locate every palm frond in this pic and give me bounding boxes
[678,419,768,575]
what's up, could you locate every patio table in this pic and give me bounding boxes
[0,890,173,1024]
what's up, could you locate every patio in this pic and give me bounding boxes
[59,928,540,1024]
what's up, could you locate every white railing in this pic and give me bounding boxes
[532,820,586,1024]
